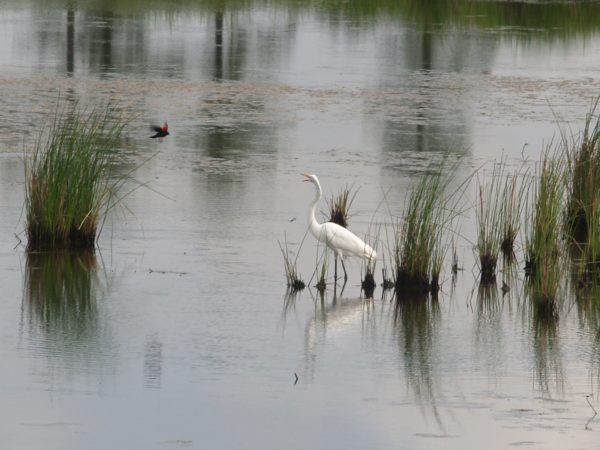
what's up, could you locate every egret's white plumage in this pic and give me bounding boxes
[302,173,376,281]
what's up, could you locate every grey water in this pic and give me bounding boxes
[0,1,600,449]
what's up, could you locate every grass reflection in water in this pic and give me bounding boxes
[24,250,101,345]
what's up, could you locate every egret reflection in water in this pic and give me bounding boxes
[293,291,379,384]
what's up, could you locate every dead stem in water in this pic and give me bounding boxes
[278,235,306,291]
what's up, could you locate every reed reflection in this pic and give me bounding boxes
[23,250,114,381]
[28,0,600,38]
[25,251,98,334]
[501,252,520,297]
[532,312,564,396]
[475,280,501,320]
[522,288,564,396]
[573,283,600,337]
[66,5,75,75]
[215,10,224,80]
[393,292,443,426]
[573,283,600,394]
[377,0,600,38]
[474,281,509,378]
[144,335,163,389]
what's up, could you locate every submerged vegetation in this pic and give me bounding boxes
[25,104,126,250]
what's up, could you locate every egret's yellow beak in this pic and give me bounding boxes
[301,173,312,182]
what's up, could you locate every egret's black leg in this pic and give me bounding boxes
[340,258,348,283]
[334,256,338,284]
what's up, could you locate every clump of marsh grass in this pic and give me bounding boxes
[326,184,358,228]
[564,98,600,243]
[475,168,504,282]
[394,166,457,294]
[500,172,525,257]
[25,104,126,250]
[561,100,600,280]
[361,226,380,298]
[361,253,377,298]
[381,269,395,290]
[476,163,526,281]
[575,189,600,282]
[524,149,565,311]
[278,236,306,291]
[361,271,376,297]
[314,246,329,293]
[315,263,327,292]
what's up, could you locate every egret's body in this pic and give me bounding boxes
[303,173,376,282]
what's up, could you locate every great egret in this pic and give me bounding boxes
[302,173,376,283]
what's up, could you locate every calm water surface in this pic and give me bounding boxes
[1,1,600,449]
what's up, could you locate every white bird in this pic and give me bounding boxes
[302,173,376,283]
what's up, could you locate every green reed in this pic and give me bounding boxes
[524,150,565,307]
[476,167,504,282]
[326,184,358,228]
[315,260,327,292]
[565,99,600,244]
[500,172,525,257]
[394,168,450,293]
[476,163,526,281]
[25,104,126,250]
[278,236,306,291]
[361,229,379,298]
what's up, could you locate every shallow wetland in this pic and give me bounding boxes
[1,1,600,449]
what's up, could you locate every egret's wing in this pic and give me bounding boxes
[323,222,375,258]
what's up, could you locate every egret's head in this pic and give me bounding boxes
[301,173,318,184]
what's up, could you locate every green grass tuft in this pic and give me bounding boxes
[278,236,306,291]
[565,98,600,243]
[476,162,526,281]
[326,184,358,228]
[25,103,126,250]
[524,149,565,305]
[393,163,461,294]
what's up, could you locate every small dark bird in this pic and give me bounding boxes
[150,123,169,138]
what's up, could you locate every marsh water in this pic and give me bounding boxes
[1,1,600,449]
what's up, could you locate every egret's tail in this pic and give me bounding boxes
[364,245,377,260]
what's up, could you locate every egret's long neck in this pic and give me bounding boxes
[308,180,323,237]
